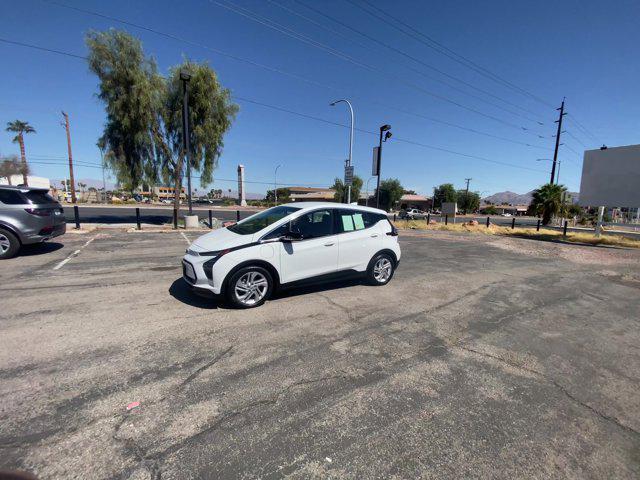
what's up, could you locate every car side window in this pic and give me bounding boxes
[337,210,383,232]
[263,223,288,240]
[0,190,25,205]
[291,209,334,239]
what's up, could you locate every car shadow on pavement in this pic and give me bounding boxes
[271,277,364,301]
[169,278,220,309]
[19,242,65,256]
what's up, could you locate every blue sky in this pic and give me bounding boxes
[1,0,639,196]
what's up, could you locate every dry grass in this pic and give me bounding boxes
[395,219,640,249]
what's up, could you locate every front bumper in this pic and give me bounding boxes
[182,257,221,294]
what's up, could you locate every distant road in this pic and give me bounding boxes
[63,205,260,225]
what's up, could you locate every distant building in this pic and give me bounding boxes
[0,175,50,189]
[289,186,336,202]
[480,204,529,216]
[140,186,186,200]
[397,194,432,211]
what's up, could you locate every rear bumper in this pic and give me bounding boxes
[21,222,66,244]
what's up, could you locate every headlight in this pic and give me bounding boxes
[186,248,220,257]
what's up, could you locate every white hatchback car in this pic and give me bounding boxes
[182,202,401,308]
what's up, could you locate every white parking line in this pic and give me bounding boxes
[180,232,191,245]
[52,235,99,271]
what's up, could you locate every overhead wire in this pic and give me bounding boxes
[0,37,548,174]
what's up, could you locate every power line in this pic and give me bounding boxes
[274,0,545,125]
[235,96,546,173]
[564,130,587,148]
[211,0,545,134]
[351,0,555,108]
[37,2,550,147]
[566,114,600,143]
[1,36,547,174]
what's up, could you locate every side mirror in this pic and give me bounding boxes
[281,222,303,242]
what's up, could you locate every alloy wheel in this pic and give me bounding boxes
[373,257,393,283]
[0,234,10,254]
[234,271,269,306]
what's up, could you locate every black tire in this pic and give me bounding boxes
[225,265,274,309]
[366,252,396,286]
[0,228,20,260]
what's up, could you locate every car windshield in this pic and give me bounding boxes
[228,205,301,235]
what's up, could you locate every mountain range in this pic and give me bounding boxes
[482,190,579,205]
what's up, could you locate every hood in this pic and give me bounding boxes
[190,227,252,252]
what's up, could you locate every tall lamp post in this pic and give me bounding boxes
[274,164,282,206]
[180,70,193,215]
[330,99,354,204]
[376,124,392,209]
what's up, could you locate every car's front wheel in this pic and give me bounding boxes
[225,265,274,308]
[0,228,20,260]
[366,253,396,286]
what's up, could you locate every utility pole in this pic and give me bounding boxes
[61,111,77,204]
[463,178,472,214]
[551,98,566,185]
[330,99,354,204]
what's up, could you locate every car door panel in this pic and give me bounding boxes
[277,209,339,283]
[336,210,382,271]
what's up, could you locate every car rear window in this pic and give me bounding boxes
[0,190,25,205]
[23,190,57,204]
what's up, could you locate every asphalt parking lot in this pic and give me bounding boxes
[1,230,639,479]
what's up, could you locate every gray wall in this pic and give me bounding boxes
[579,144,640,207]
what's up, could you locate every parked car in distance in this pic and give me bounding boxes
[501,213,512,217]
[400,208,427,220]
[0,186,66,259]
[182,202,401,308]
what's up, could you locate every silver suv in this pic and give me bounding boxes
[0,186,66,259]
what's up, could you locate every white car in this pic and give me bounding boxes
[182,202,401,308]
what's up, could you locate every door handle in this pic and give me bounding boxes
[324,242,335,246]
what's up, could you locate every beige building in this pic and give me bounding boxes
[289,186,336,202]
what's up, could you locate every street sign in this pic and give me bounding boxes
[372,147,380,176]
[344,165,354,186]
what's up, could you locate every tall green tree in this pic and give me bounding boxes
[86,30,163,190]
[331,175,363,203]
[375,178,404,211]
[433,183,457,209]
[265,188,291,204]
[530,183,567,225]
[160,60,238,210]
[86,30,238,210]
[5,120,35,186]
[457,190,480,213]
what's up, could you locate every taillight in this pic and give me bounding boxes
[24,208,51,217]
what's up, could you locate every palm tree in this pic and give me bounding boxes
[5,120,36,186]
[530,183,567,225]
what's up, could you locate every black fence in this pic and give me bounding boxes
[64,206,257,230]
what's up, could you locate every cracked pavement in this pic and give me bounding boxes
[1,230,639,479]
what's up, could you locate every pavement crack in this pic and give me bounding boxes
[177,345,234,389]
[455,344,640,438]
[317,293,359,324]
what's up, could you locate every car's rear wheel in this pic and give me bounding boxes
[0,228,20,260]
[366,253,395,286]
[225,266,274,308]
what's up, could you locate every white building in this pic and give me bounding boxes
[0,175,51,189]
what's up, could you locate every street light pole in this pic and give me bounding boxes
[376,124,392,210]
[180,71,193,215]
[330,99,354,204]
[274,164,282,206]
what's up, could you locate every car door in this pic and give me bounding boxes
[336,209,383,271]
[277,208,339,283]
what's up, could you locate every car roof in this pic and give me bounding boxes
[278,201,387,215]
[0,185,49,192]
